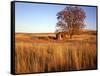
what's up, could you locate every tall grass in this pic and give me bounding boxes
[15,40,97,74]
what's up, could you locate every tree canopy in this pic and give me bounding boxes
[56,6,86,38]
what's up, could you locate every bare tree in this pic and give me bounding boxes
[56,6,86,38]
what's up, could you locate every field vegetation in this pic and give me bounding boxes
[15,30,97,73]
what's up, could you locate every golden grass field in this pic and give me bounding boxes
[15,30,97,74]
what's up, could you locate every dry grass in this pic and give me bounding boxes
[15,32,97,74]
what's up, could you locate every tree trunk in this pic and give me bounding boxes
[69,34,72,39]
[69,32,73,39]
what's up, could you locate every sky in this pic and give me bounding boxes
[15,2,97,33]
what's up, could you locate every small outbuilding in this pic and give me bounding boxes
[56,32,66,40]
